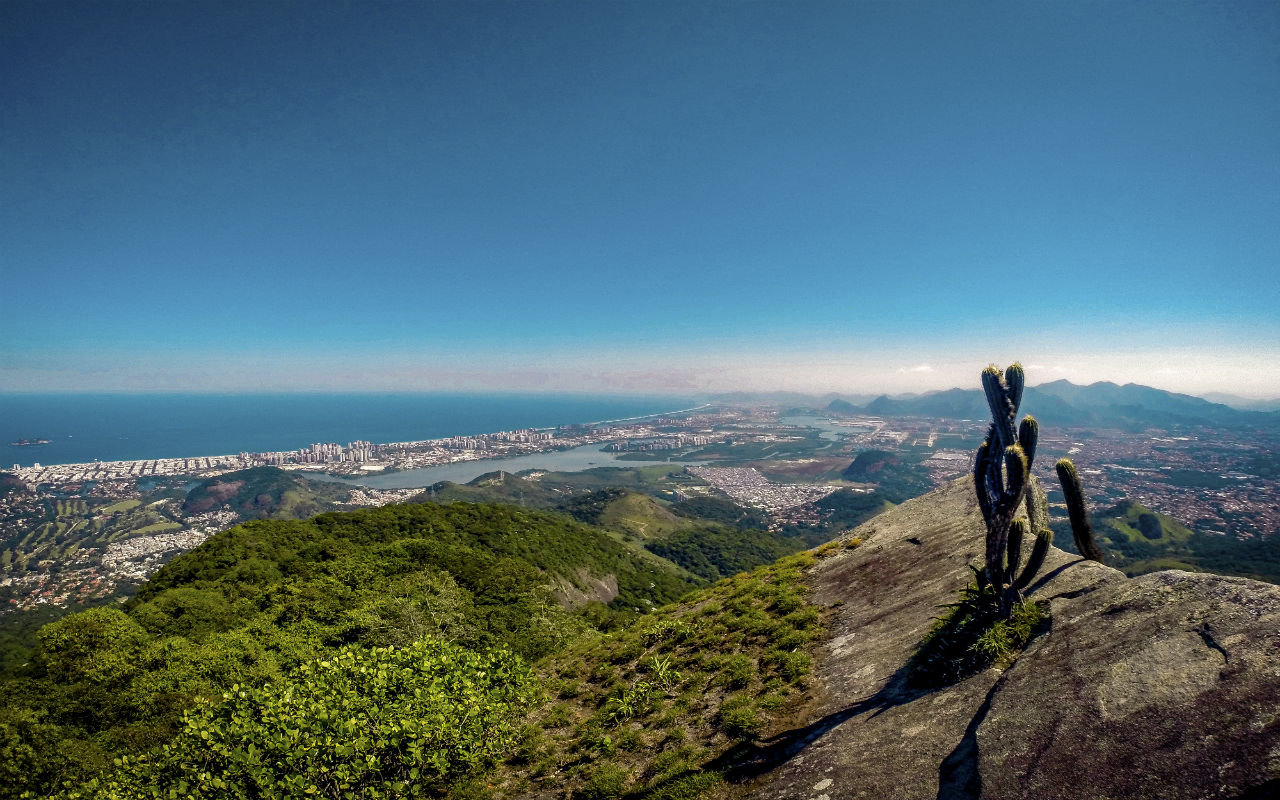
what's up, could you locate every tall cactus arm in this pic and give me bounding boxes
[1012,477,1053,591]
[985,444,1027,591]
[1024,474,1050,535]
[1056,458,1106,563]
[1013,527,1054,592]
[982,367,1017,449]
[1004,362,1025,413]
[1002,444,1028,505]
[1007,517,1027,578]
[1017,416,1038,469]
[974,438,994,524]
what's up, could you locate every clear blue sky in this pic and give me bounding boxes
[3,1,1278,396]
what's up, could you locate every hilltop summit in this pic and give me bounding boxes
[739,478,1280,800]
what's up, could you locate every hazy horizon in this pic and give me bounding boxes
[5,2,1278,398]
[3,361,1277,403]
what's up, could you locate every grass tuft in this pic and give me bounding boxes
[906,579,1047,689]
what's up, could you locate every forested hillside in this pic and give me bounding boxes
[0,499,825,799]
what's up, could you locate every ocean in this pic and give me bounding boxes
[0,393,694,468]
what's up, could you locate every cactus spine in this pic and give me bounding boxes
[974,364,1105,617]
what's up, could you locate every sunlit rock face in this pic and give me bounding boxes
[740,478,1280,800]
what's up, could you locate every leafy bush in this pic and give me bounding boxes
[604,681,655,725]
[56,638,538,799]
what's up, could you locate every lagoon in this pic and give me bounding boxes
[310,444,698,489]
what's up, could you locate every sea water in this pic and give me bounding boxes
[0,393,693,468]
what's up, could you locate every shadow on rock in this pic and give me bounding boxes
[934,676,1001,800]
[708,663,928,786]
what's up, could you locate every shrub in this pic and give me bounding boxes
[783,607,820,630]
[575,723,615,757]
[56,637,538,799]
[769,590,804,614]
[604,681,654,725]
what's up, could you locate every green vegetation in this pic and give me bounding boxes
[580,491,686,540]
[0,485,842,800]
[669,497,770,530]
[557,488,632,526]
[554,490,818,585]
[645,526,805,581]
[0,474,28,497]
[0,500,709,799]
[182,466,351,519]
[678,430,837,463]
[419,465,702,510]
[779,489,893,542]
[420,471,567,508]
[52,639,538,799]
[1158,469,1245,490]
[99,500,141,515]
[1178,532,1280,583]
[1052,499,1280,582]
[907,580,1047,689]
[840,450,932,503]
[130,522,183,535]
[1095,499,1195,546]
[496,549,831,799]
[0,493,183,580]
[133,502,701,650]
[552,490,819,582]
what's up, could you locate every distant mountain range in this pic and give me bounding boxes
[1201,392,1280,412]
[823,380,1280,429]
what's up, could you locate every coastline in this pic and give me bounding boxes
[9,401,714,487]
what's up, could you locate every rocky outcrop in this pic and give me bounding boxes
[551,568,620,607]
[738,478,1280,800]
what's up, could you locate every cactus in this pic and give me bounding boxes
[974,363,1107,617]
[1055,458,1105,563]
[973,363,1048,615]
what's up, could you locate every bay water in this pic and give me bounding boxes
[1,393,693,468]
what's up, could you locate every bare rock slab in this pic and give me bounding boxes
[979,570,1280,800]
[738,477,1280,800]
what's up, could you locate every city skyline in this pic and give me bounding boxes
[4,1,1278,397]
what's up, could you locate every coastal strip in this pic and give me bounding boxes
[10,404,717,487]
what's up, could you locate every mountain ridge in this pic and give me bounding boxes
[822,379,1278,428]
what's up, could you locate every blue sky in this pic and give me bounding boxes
[3,1,1278,396]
